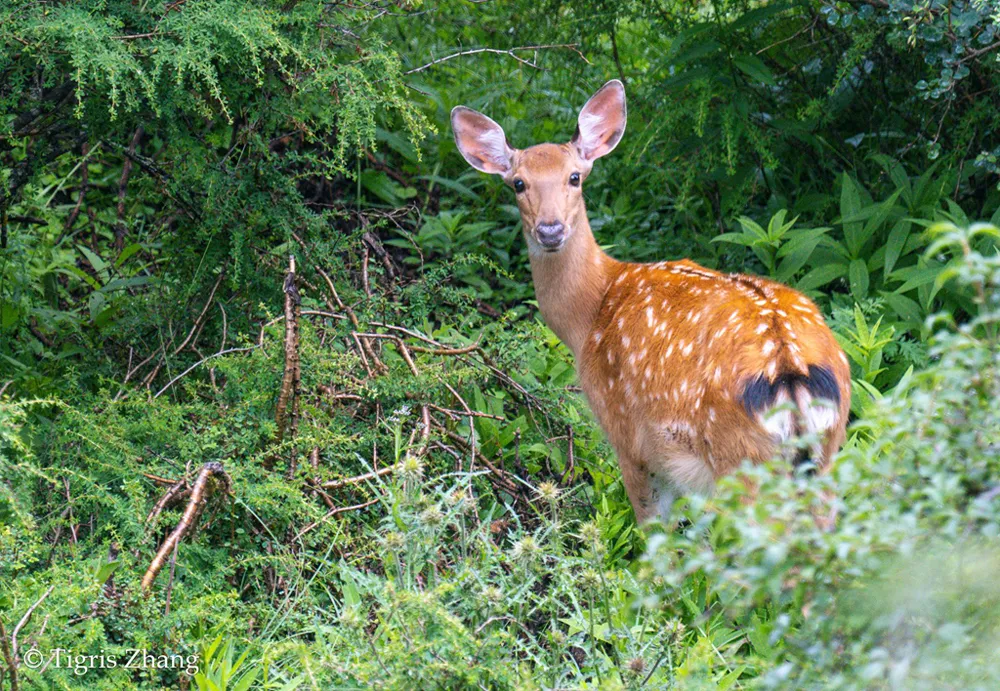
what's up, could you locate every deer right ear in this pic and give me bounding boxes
[451,106,514,175]
[573,79,627,162]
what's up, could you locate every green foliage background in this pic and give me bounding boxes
[1,1,999,688]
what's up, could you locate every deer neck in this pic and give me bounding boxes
[527,210,613,358]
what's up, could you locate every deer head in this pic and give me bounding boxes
[451,80,627,255]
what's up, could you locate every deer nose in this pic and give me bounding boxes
[535,221,565,249]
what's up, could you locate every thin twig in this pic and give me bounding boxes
[293,499,379,541]
[403,44,590,75]
[321,464,396,490]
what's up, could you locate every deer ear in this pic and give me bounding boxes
[451,106,515,175]
[572,80,627,162]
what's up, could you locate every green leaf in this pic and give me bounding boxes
[797,262,847,291]
[733,54,776,85]
[77,244,108,275]
[883,220,911,276]
[849,258,870,302]
[840,174,865,256]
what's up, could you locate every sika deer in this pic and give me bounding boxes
[451,80,850,523]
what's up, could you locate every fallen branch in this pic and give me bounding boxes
[141,462,231,595]
[146,479,191,525]
[11,585,54,663]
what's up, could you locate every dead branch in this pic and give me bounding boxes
[114,126,144,251]
[436,426,518,494]
[146,479,191,524]
[316,267,385,373]
[11,585,54,663]
[274,255,302,447]
[354,332,419,376]
[172,271,225,356]
[321,464,397,490]
[63,141,90,232]
[293,498,379,541]
[0,618,17,691]
[403,44,590,75]
[141,462,231,595]
[152,346,256,399]
[560,424,576,485]
[143,472,180,486]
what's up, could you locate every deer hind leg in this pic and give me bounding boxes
[617,451,657,524]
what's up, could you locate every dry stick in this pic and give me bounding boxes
[403,44,590,75]
[309,448,336,510]
[164,538,179,616]
[354,333,419,376]
[114,126,144,251]
[146,479,191,524]
[316,267,385,373]
[293,499,379,541]
[274,255,302,446]
[172,271,225,356]
[560,424,575,486]
[152,346,256,399]
[436,427,517,493]
[143,472,179,486]
[63,141,90,232]
[321,464,397,490]
[0,618,17,691]
[361,245,371,297]
[141,462,231,595]
[11,585,54,663]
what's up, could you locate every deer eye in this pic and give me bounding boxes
[513,179,525,193]
[569,172,581,187]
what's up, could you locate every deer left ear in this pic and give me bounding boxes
[572,79,627,162]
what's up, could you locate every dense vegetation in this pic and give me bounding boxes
[1,1,999,688]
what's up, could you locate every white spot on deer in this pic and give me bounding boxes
[682,342,693,357]
[792,304,812,313]
[713,366,722,384]
[680,379,688,395]
[607,378,615,390]
[618,317,625,329]
[762,340,776,356]
[594,331,603,344]
[756,323,769,335]
[607,350,614,365]
[622,334,631,348]
[839,350,849,366]
[776,309,788,317]
[715,327,727,339]
[708,407,716,422]
[767,360,777,378]
[664,343,674,358]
